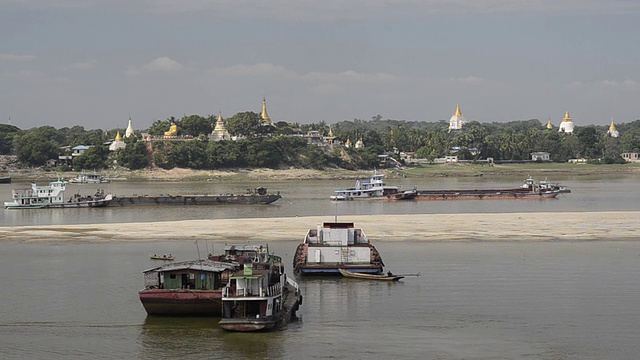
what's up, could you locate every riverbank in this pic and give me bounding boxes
[2,211,638,242]
[4,162,640,182]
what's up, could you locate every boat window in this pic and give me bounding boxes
[169,274,176,279]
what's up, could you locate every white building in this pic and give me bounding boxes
[558,111,575,133]
[109,131,126,151]
[531,152,550,161]
[448,104,467,131]
[210,113,232,141]
[125,116,135,137]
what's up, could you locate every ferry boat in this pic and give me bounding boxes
[139,244,279,316]
[68,171,110,184]
[293,221,385,276]
[330,170,404,201]
[219,255,302,332]
[3,176,112,209]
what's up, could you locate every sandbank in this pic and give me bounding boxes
[1,211,638,243]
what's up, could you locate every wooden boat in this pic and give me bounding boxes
[339,268,404,281]
[293,221,385,276]
[219,248,302,332]
[149,254,174,261]
[140,244,278,317]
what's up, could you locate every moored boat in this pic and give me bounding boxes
[149,254,174,261]
[293,221,385,276]
[219,254,302,332]
[68,171,110,184]
[339,268,404,281]
[0,176,11,184]
[109,187,281,206]
[331,170,403,200]
[3,176,113,209]
[140,244,278,316]
[139,259,237,316]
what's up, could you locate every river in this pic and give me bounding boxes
[1,175,639,359]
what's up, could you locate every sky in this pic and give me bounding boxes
[1,0,639,131]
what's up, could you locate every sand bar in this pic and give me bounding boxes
[1,211,639,243]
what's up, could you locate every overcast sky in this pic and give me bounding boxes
[2,1,639,131]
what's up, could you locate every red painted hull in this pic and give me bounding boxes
[139,289,223,316]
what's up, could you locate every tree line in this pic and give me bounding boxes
[2,114,639,171]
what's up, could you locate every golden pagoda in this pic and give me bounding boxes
[109,130,126,151]
[261,97,274,126]
[558,110,574,133]
[328,126,334,137]
[345,139,352,148]
[607,118,619,137]
[449,104,466,131]
[115,131,122,141]
[546,119,553,129]
[211,112,231,141]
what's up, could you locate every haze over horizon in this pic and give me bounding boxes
[2,1,639,131]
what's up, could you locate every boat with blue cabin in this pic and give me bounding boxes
[3,175,112,209]
[293,221,385,276]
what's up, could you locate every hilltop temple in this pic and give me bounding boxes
[607,118,619,137]
[546,118,553,130]
[448,105,467,132]
[210,112,232,141]
[125,116,135,137]
[109,131,126,151]
[558,111,575,133]
[261,98,275,127]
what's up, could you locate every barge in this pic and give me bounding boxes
[109,187,281,206]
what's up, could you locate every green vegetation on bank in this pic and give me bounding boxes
[1,115,640,172]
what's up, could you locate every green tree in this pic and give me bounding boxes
[0,124,21,154]
[13,128,61,166]
[72,145,110,170]
[180,115,213,137]
[118,138,149,169]
[225,112,262,137]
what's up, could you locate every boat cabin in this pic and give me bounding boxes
[221,264,284,320]
[305,222,371,246]
[142,260,236,290]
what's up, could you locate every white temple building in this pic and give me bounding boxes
[210,112,232,141]
[448,105,467,131]
[607,118,619,138]
[109,131,126,151]
[125,116,135,137]
[558,111,575,133]
[355,139,365,149]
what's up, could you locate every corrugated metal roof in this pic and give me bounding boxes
[142,260,236,274]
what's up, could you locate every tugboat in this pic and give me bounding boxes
[219,250,302,332]
[3,175,112,209]
[293,221,385,276]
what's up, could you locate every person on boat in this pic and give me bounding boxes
[387,271,393,277]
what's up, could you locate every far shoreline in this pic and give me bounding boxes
[5,162,640,182]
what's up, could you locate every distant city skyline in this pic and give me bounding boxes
[2,1,639,130]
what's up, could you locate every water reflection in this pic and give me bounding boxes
[138,316,286,360]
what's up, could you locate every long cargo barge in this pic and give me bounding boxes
[108,187,281,206]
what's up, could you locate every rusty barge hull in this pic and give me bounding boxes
[415,189,561,200]
[139,289,223,316]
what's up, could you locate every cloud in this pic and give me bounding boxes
[212,63,295,78]
[60,61,95,71]
[569,79,638,89]
[0,54,36,62]
[448,76,484,84]
[7,1,638,20]
[140,57,185,72]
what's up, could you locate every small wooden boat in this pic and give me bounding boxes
[339,268,404,281]
[149,254,174,261]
